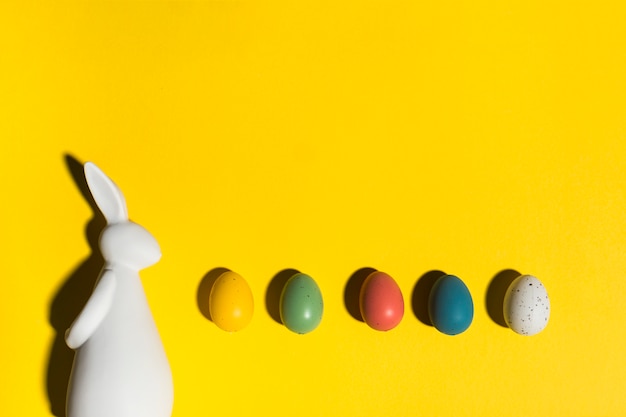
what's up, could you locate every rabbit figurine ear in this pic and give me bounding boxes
[84,162,128,224]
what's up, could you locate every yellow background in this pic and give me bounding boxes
[2,1,625,416]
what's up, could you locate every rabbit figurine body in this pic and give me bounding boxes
[65,162,173,417]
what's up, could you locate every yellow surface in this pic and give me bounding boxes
[2,2,626,416]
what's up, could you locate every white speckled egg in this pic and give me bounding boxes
[503,274,550,336]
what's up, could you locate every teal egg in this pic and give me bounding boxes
[279,273,323,334]
[428,274,473,335]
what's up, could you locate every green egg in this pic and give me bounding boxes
[279,272,323,334]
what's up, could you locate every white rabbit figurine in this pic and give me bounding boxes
[65,162,173,417]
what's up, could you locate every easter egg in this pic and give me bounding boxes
[359,271,404,331]
[503,274,550,336]
[209,270,254,332]
[279,272,323,334]
[428,274,473,335]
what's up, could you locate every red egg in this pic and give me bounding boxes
[359,271,404,331]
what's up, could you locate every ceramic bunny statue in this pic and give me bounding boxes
[65,162,173,417]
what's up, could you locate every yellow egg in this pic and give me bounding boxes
[209,270,254,332]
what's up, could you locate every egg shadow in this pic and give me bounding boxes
[343,267,377,322]
[197,267,231,322]
[411,270,446,326]
[485,269,522,327]
[265,268,300,324]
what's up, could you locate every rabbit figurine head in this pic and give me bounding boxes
[85,162,161,270]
